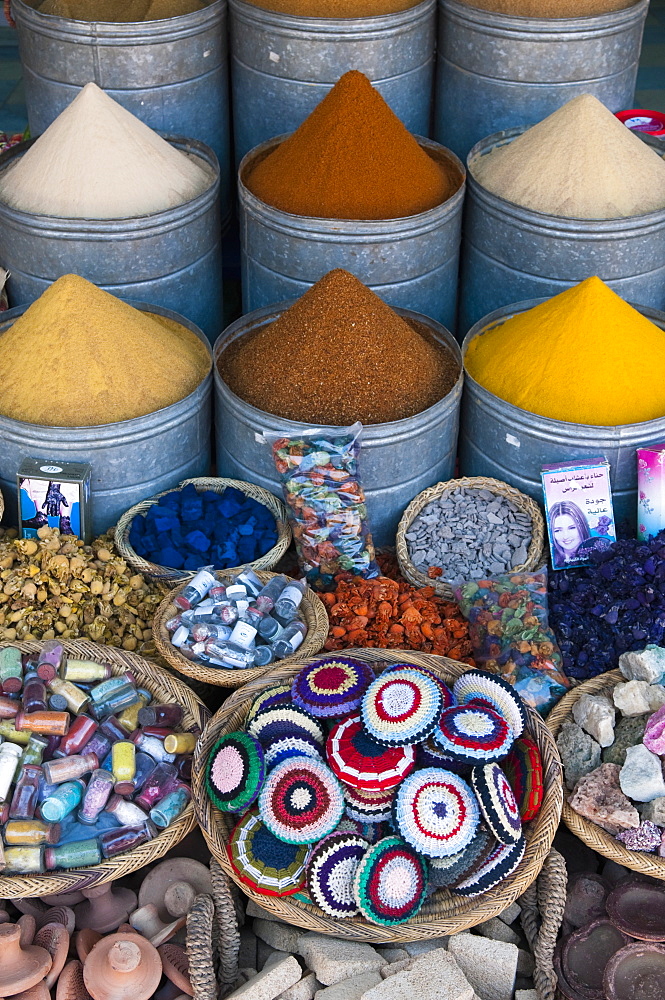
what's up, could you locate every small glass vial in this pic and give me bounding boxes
[83,731,112,763]
[209,581,227,603]
[132,752,156,794]
[4,845,44,873]
[47,678,90,715]
[254,576,288,615]
[207,641,256,669]
[0,742,23,801]
[137,704,183,728]
[19,735,49,769]
[22,675,48,714]
[45,838,101,870]
[163,733,197,755]
[252,645,275,667]
[40,779,86,823]
[191,622,232,643]
[100,716,127,743]
[0,646,23,693]
[140,726,173,739]
[62,660,112,683]
[257,616,285,642]
[99,821,156,859]
[116,695,149,733]
[78,769,114,824]
[48,694,69,712]
[131,733,176,764]
[15,710,70,736]
[112,741,136,793]
[177,756,192,782]
[149,785,191,828]
[235,569,264,598]
[43,752,99,785]
[0,720,31,744]
[90,685,141,720]
[165,615,185,632]
[4,818,60,845]
[134,762,178,810]
[230,608,263,650]
[173,569,217,611]
[36,640,65,683]
[54,714,98,757]
[89,675,136,704]
[273,621,307,659]
[9,763,42,820]
[0,694,19,719]
[273,580,307,625]
[216,604,239,626]
[104,793,149,827]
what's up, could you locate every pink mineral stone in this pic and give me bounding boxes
[616,821,662,852]
[644,706,665,755]
[569,763,640,835]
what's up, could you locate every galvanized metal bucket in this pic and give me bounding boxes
[459,127,665,334]
[238,135,465,331]
[458,298,665,525]
[0,136,224,345]
[10,0,232,226]
[213,301,464,546]
[0,303,212,537]
[435,0,649,161]
[229,0,436,166]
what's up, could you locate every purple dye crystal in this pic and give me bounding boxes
[616,820,662,853]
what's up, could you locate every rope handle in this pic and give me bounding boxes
[4,0,16,27]
[519,848,567,1000]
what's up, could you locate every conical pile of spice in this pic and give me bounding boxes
[37,0,207,18]
[465,276,665,426]
[244,71,458,220]
[218,269,459,425]
[243,0,420,15]
[457,0,637,16]
[0,274,210,426]
[0,83,212,218]
[470,94,665,219]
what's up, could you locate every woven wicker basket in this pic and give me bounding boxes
[0,638,210,898]
[396,477,546,600]
[153,570,329,688]
[547,669,665,881]
[193,648,563,943]
[114,477,291,583]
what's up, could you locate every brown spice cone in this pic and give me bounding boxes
[56,960,94,1000]
[158,944,192,997]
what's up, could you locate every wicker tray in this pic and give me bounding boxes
[0,638,210,898]
[547,669,665,881]
[114,477,291,583]
[153,570,329,688]
[193,649,563,943]
[396,477,546,600]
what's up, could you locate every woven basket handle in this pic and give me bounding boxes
[4,0,16,27]
[519,848,567,1000]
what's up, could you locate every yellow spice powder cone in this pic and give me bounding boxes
[465,276,665,426]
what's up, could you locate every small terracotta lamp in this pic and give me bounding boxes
[603,942,665,1000]
[38,907,75,935]
[6,981,51,1000]
[563,918,633,1000]
[17,915,37,947]
[83,933,162,1000]
[0,923,53,995]
[138,860,211,924]
[158,944,193,998]
[56,960,94,1000]
[607,879,665,942]
[75,884,137,934]
[128,905,186,947]
[35,921,71,988]
[163,882,197,920]
[153,979,186,1000]
[12,900,49,920]
[75,929,103,964]
[41,891,86,907]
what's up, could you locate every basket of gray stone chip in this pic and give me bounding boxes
[396,477,546,599]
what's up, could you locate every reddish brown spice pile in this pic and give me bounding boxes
[218,269,459,426]
[321,574,475,661]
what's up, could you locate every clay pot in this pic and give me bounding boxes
[128,905,186,946]
[17,916,36,947]
[56,960,94,1000]
[563,919,633,1000]
[607,879,665,942]
[158,944,192,997]
[75,929,102,964]
[163,882,197,920]
[11,901,49,920]
[138,861,211,924]
[564,873,609,929]
[0,924,53,996]
[41,892,86,907]
[603,942,665,1000]
[83,932,162,1000]
[75,885,137,935]
[6,982,51,1000]
[38,907,75,935]
[35,922,70,988]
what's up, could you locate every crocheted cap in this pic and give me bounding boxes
[343,784,394,824]
[228,808,309,896]
[263,733,323,770]
[205,731,266,813]
[385,664,455,710]
[248,704,326,750]
[307,831,367,918]
[471,762,523,845]
[335,818,391,845]
[434,704,514,763]
[259,756,345,844]
[417,736,472,775]
[247,683,293,723]
[452,836,526,897]
[428,822,495,888]
[502,735,544,823]
[326,714,416,791]
[354,836,428,926]
[292,657,376,718]
[393,767,479,858]
[361,670,443,747]
[453,670,527,739]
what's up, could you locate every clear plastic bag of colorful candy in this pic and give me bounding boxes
[267,422,380,591]
[454,570,570,713]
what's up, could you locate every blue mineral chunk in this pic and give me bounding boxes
[184,554,204,571]
[237,523,254,536]
[158,547,185,569]
[185,530,211,553]
[152,509,180,533]
[158,491,182,511]
[218,487,246,518]
[202,491,219,503]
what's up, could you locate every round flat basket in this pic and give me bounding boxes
[0,638,209,898]
[193,649,563,942]
[114,477,291,582]
[153,570,329,688]
[396,477,545,600]
[547,670,665,881]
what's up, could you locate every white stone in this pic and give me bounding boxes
[448,933,518,1000]
[619,646,665,684]
[264,952,295,972]
[225,956,302,1000]
[402,939,449,957]
[517,950,535,976]
[515,991,537,1000]
[497,902,521,926]
[380,962,411,980]
[647,686,665,712]
[376,949,409,965]
[620,744,665,802]
[258,941,282,970]
[297,935,386,986]
[640,796,665,824]
[612,681,652,717]
[277,973,320,1000]
[361,948,475,1000]
[247,900,281,921]
[476,917,521,945]
[239,929,258,971]
[255,920,303,955]
[315,972,383,1000]
[572,694,615,747]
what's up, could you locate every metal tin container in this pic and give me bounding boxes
[229,0,436,166]
[0,303,212,537]
[0,136,223,345]
[10,0,232,226]
[238,135,465,331]
[213,302,463,546]
[435,0,649,161]
[458,128,665,334]
[459,299,665,524]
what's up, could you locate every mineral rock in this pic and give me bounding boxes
[619,645,665,684]
[447,934,517,1000]
[647,686,665,712]
[315,972,382,1000]
[613,681,652,717]
[572,694,615,747]
[298,935,386,987]
[640,796,665,825]
[620,744,665,801]
[602,714,649,767]
[616,820,662,852]
[557,722,602,790]
[569,763,640,834]
[644,705,665,755]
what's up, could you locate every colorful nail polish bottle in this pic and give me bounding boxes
[3,845,44,872]
[104,793,149,827]
[131,733,175,764]
[133,763,178,811]
[0,647,23,694]
[163,733,196,755]
[36,640,65,682]
[22,675,48,714]
[112,742,136,794]
[62,660,112,683]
